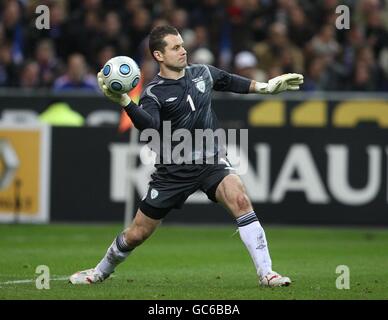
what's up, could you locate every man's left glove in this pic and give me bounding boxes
[255,73,304,94]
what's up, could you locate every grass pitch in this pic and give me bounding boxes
[0,224,387,300]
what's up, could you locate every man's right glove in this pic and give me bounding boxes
[255,73,304,94]
[97,71,132,107]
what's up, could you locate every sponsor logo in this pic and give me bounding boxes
[110,142,388,207]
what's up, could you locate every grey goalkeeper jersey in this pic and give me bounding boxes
[128,64,251,164]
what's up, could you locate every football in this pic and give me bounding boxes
[101,56,141,94]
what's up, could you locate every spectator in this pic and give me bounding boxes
[34,39,63,87]
[96,45,117,72]
[140,58,158,86]
[303,57,331,91]
[233,51,266,82]
[53,53,98,91]
[352,61,377,91]
[287,5,315,48]
[80,10,103,63]
[18,60,40,88]
[99,11,129,56]
[25,1,67,60]
[378,47,388,89]
[191,48,215,65]
[351,46,380,90]
[128,8,151,60]
[0,43,17,87]
[2,0,24,65]
[253,22,305,74]
[364,9,388,58]
[0,1,387,92]
[307,24,340,64]
[342,26,365,74]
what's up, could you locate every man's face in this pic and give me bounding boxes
[156,34,187,70]
[68,55,86,82]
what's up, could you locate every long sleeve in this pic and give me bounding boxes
[122,97,161,131]
[207,65,251,93]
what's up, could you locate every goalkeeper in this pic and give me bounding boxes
[70,25,303,287]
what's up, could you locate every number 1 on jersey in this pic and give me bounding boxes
[187,94,196,111]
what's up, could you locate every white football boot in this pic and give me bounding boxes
[69,268,107,284]
[260,271,291,287]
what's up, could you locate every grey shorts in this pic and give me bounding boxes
[139,161,234,219]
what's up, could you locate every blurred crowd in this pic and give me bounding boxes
[1,0,388,91]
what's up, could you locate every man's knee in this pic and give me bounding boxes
[236,193,252,212]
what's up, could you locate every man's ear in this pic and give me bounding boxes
[153,50,163,62]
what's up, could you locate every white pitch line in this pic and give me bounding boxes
[0,276,69,286]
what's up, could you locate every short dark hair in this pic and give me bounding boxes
[149,25,179,59]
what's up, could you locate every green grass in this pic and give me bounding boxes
[0,224,388,300]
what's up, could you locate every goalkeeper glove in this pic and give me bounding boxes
[97,71,132,107]
[255,73,304,94]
